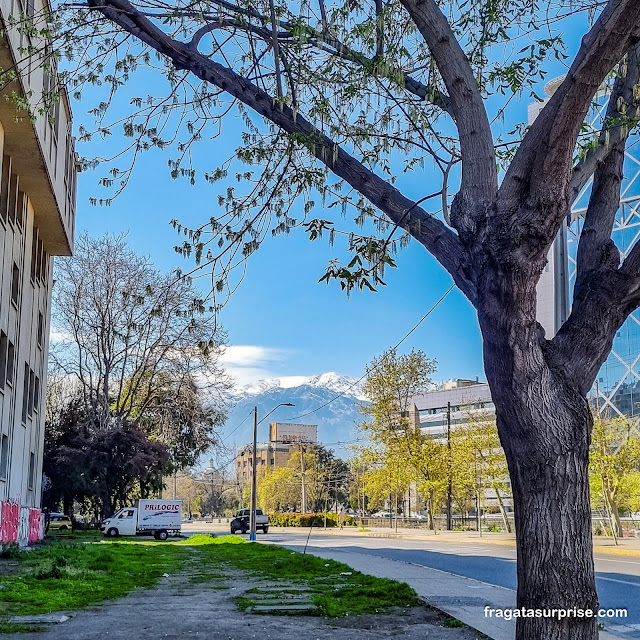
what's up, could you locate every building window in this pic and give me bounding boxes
[6,342,14,386]
[11,263,20,306]
[22,363,29,423]
[7,173,18,226]
[0,332,6,390]
[0,155,11,224]
[37,312,44,348]
[28,452,35,490]
[30,230,37,282]
[16,190,25,229]
[0,435,8,480]
[35,238,42,283]
[28,369,35,418]
[33,376,40,414]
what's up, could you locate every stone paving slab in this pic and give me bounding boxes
[8,615,70,624]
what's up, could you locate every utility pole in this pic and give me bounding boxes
[173,471,177,500]
[249,406,259,541]
[447,401,453,531]
[249,402,294,542]
[361,462,366,517]
[475,458,482,537]
[300,443,307,513]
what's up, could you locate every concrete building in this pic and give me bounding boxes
[409,378,494,438]
[235,423,318,484]
[0,2,77,546]
[235,442,295,484]
[407,379,510,513]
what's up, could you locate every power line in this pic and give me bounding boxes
[287,283,456,420]
[221,409,253,444]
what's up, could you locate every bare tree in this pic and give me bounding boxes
[18,0,640,637]
[52,233,230,466]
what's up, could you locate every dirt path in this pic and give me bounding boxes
[1,550,485,640]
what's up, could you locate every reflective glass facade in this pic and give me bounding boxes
[568,97,640,418]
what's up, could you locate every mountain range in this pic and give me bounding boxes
[218,372,366,460]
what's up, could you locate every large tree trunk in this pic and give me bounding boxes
[479,303,598,640]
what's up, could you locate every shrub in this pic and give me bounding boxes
[269,513,357,527]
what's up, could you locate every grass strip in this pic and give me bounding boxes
[181,534,420,617]
[0,536,187,618]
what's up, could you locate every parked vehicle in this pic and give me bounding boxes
[230,508,270,534]
[101,500,183,540]
[48,513,72,530]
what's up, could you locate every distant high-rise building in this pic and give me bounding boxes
[0,2,77,546]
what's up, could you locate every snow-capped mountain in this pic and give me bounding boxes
[232,371,366,401]
[220,372,367,459]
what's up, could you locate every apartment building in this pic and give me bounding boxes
[235,443,295,484]
[0,0,77,545]
[235,423,318,484]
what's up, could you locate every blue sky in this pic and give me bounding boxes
[68,12,586,389]
[75,158,483,386]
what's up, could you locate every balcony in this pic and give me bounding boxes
[0,0,76,256]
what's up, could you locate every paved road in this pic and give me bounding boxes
[259,530,640,638]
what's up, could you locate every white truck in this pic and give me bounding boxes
[101,499,183,540]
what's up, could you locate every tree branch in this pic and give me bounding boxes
[575,47,640,288]
[398,0,497,219]
[138,4,456,116]
[550,46,640,393]
[501,0,640,243]
[568,45,640,208]
[86,0,476,302]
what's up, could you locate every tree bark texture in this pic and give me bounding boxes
[479,300,598,639]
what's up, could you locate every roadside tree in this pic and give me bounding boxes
[589,416,640,537]
[43,401,169,519]
[452,415,511,532]
[51,233,230,471]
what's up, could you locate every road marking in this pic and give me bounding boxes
[597,577,640,587]
[596,556,640,567]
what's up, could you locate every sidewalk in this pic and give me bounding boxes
[0,546,483,640]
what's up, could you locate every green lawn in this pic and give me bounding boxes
[0,533,419,622]
[0,535,187,617]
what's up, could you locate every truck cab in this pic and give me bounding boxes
[103,508,137,536]
[230,509,270,534]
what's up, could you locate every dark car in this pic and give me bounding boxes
[230,509,269,534]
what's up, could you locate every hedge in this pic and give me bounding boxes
[269,513,357,527]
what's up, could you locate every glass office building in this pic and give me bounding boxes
[567,96,640,418]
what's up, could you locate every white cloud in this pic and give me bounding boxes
[49,328,74,344]
[220,345,293,387]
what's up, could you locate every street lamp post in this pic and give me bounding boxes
[249,402,294,541]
